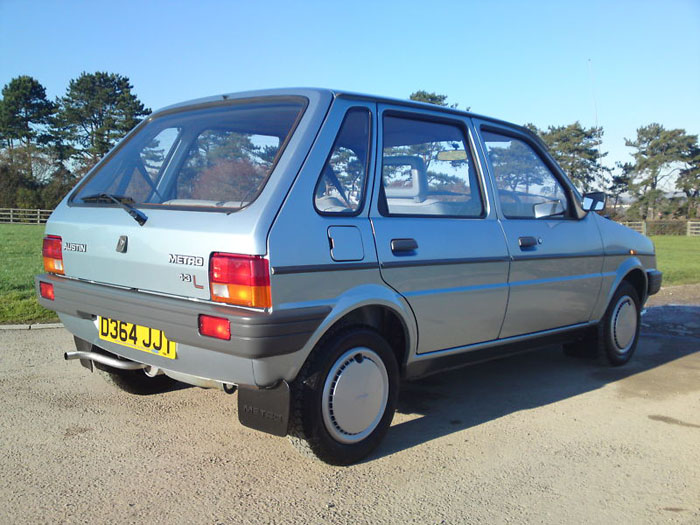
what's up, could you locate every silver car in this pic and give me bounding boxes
[36,88,662,465]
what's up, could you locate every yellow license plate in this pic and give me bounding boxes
[98,316,177,359]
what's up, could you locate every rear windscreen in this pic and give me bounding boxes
[71,98,306,211]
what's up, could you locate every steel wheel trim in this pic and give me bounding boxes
[321,347,389,444]
[611,295,637,354]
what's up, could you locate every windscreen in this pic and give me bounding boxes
[71,98,306,211]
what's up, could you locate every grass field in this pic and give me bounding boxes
[0,225,698,324]
[650,235,700,286]
[0,224,58,324]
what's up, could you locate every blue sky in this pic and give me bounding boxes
[1,0,699,168]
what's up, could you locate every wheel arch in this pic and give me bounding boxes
[275,285,416,383]
[319,303,410,369]
[592,257,648,323]
[622,267,646,304]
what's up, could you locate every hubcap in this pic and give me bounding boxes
[611,295,637,354]
[322,348,389,444]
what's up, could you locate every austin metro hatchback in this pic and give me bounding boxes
[37,88,662,465]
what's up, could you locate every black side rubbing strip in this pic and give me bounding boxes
[272,262,379,275]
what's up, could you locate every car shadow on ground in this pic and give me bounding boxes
[371,305,700,462]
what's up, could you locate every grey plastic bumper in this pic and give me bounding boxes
[646,269,663,296]
[36,274,329,359]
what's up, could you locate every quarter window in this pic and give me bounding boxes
[482,130,569,219]
[381,116,483,217]
[314,108,371,215]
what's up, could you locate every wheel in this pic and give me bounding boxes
[288,327,399,465]
[598,281,641,366]
[92,346,178,395]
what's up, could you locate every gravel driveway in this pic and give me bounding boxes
[1,304,698,524]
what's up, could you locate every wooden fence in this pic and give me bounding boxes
[0,208,53,224]
[620,221,700,236]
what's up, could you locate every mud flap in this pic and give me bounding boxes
[237,381,290,437]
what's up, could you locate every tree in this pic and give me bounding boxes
[0,76,55,183]
[677,144,700,218]
[410,90,451,107]
[608,162,633,215]
[0,75,54,150]
[527,122,608,192]
[54,72,150,173]
[40,165,80,209]
[409,90,468,111]
[625,123,697,219]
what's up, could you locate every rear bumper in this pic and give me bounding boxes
[35,274,329,360]
[646,269,663,296]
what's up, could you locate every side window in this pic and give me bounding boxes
[482,130,569,219]
[314,108,371,215]
[381,115,483,218]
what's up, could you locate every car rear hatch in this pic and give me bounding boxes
[45,93,324,304]
[47,206,266,300]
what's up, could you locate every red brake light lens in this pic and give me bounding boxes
[42,235,64,275]
[198,314,231,340]
[209,253,271,308]
[39,282,55,301]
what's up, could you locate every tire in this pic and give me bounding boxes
[288,327,399,465]
[597,281,641,366]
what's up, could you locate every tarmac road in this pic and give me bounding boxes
[1,305,698,524]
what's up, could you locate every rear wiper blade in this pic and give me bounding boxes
[80,193,148,226]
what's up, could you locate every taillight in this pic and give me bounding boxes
[198,314,231,340]
[209,253,271,308]
[39,282,55,301]
[42,235,64,275]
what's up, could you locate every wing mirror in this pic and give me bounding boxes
[533,200,565,219]
[581,191,606,212]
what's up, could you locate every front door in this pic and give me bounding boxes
[475,122,604,338]
[370,106,510,354]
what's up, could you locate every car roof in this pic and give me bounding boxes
[155,87,531,136]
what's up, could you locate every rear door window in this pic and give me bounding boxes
[380,115,484,218]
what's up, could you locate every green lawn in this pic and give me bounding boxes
[0,225,698,324]
[650,235,700,286]
[0,224,58,324]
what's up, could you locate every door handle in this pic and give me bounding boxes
[391,238,418,254]
[518,236,538,249]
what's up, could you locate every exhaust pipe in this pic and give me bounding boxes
[64,351,147,371]
[144,365,163,377]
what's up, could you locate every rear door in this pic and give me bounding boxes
[473,120,604,338]
[369,105,510,354]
